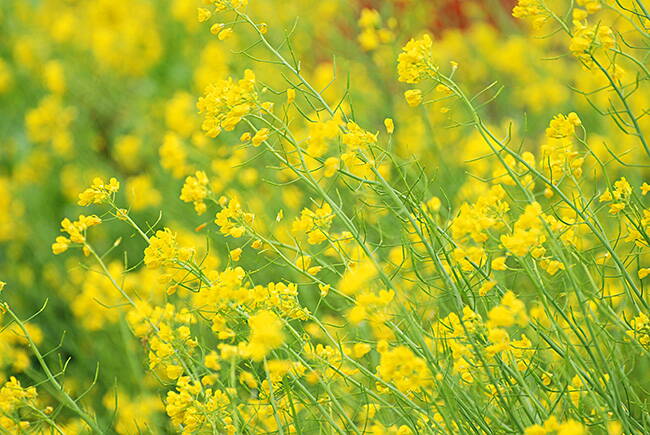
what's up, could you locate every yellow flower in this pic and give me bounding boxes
[404,89,422,107]
[486,327,510,355]
[492,256,507,271]
[218,28,233,40]
[126,175,162,212]
[352,343,371,358]
[628,312,650,347]
[214,197,254,238]
[77,177,120,206]
[51,236,71,255]
[319,284,330,297]
[306,117,340,156]
[247,310,284,361]
[144,228,185,268]
[204,351,221,370]
[376,345,432,394]
[512,0,547,29]
[286,88,296,104]
[160,133,189,178]
[608,421,622,435]
[342,121,378,151]
[541,259,565,276]
[479,281,497,296]
[609,202,625,215]
[323,157,339,178]
[641,182,650,196]
[599,191,613,202]
[210,23,225,35]
[197,8,212,23]
[180,171,210,215]
[487,291,528,328]
[557,420,586,435]
[384,118,394,134]
[292,203,335,244]
[197,70,258,138]
[230,248,242,262]
[166,365,183,379]
[500,202,545,257]
[239,371,257,388]
[52,214,102,254]
[540,113,583,183]
[212,0,248,12]
[25,95,76,155]
[0,377,38,421]
[251,128,270,147]
[523,424,546,435]
[397,34,432,84]
[43,60,65,95]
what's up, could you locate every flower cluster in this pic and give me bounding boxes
[348,289,395,340]
[180,171,210,215]
[77,177,120,206]
[292,202,335,244]
[342,121,378,151]
[143,228,195,293]
[210,0,248,13]
[0,377,39,432]
[305,117,340,157]
[197,70,258,138]
[540,112,584,185]
[500,202,546,257]
[0,320,42,381]
[356,8,395,52]
[627,313,650,348]
[569,5,615,67]
[397,34,433,84]
[245,310,285,361]
[524,417,586,435]
[376,345,432,395]
[51,214,101,254]
[166,376,234,435]
[25,95,75,155]
[599,177,632,215]
[511,0,547,29]
[214,196,254,238]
